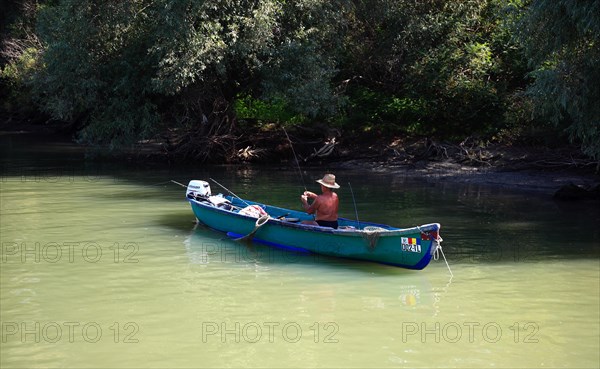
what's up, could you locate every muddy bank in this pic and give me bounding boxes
[329,138,600,197]
[335,158,599,196]
[2,124,599,198]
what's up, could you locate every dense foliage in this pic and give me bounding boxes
[1,0,598,160]
[518,0,600,159]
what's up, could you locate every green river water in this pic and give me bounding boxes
[1,133,599,368]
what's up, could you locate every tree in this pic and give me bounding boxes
[30,0,282,150]
[519,0,600,160]
[7,0,595,165]
[253,0,350,121]
[338,0,523,136]
[30,1,161,144]
[1,0,48,120]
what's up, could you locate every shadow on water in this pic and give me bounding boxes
[178,223,443,311]
[158,211,199,232]
[90,185,184,202]
[180,222,414,276]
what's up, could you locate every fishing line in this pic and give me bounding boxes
[143,180,180,187]
[209,178,251,206]
[347,182,361,230]
[282,127,307,192]
[169,180,187,188]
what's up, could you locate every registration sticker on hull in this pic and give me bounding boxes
[401,237,421,253]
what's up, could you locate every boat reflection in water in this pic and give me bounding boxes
[183,224,439,311]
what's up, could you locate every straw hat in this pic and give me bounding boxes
[316,173,340,189]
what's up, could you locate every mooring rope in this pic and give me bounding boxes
[433,235,453,277]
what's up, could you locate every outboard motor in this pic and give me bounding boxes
[187,180,211,200]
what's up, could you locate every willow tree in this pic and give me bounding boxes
[337,0,524,136]
[30,0,281,151]
[27,0,349,158]
[30,1,159,145]
[519,0,600,160]
[0,0,47,120]
[260,0,348,119]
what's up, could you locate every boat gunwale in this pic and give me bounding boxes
[187,197,440,237]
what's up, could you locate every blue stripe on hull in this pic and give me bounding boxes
[226,232,312,254]
[226,231,434,269]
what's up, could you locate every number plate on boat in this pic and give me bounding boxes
[401,237,421,253]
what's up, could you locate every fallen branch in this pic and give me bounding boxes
[304,137,337,162]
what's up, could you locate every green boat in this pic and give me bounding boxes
[185,180,442,269]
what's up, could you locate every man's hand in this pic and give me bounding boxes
[300,194,309,210]
[303,191,318,199]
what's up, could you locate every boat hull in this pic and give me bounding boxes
[188,197,440,269]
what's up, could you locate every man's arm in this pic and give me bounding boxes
[301,196,319,214]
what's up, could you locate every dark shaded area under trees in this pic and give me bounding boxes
[1,0,599,172]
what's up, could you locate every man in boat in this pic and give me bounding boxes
[300,173,340,229]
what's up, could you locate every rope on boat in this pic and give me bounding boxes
[234,215,270,242]
[433,235,453,278]
[362,226,386,250]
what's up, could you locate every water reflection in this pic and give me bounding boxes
[183,224,442,312]
[2,132,598,368]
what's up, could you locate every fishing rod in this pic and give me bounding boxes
[209,178,251,206]
[347,182,361,230]
[282,126,307,192]
[170,180,187,188]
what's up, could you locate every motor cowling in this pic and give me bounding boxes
[187,180,211,199]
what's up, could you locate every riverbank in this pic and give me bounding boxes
[339,158,600,196]
[330,138,600,197]
[1,124,599,198]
